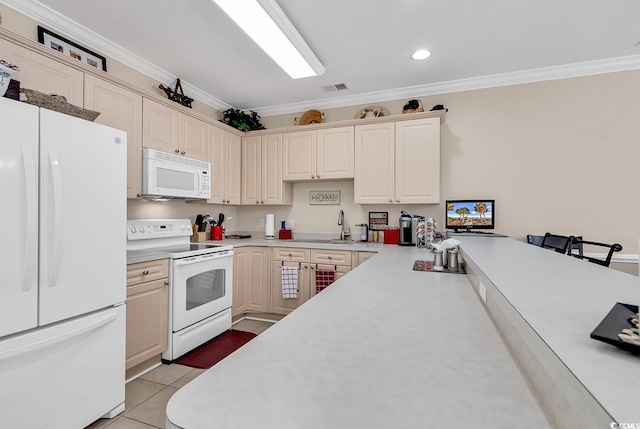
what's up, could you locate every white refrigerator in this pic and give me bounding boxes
[0,97,127,427]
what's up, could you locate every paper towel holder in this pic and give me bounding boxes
[265,213,276,240]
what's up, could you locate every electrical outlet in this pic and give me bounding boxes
[259,219,265,228]
[288,219,294,229]
[478,281,487,303]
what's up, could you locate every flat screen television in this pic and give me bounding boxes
[445,200,495,232]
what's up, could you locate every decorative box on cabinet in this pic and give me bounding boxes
[125,259,169,379]
[241,134,293,205]
[283,126,354,181]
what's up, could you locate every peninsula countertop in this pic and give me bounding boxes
[165,240,555,429]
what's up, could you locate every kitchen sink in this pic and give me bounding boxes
[290,238,357,245]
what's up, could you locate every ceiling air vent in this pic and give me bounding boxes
[320,83,348,92]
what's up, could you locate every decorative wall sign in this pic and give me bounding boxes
[37,26,107,71]
[368,212,388,230]
[310,191,340,205]
[159,78,193,108]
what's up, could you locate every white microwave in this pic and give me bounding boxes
[142,148,211,200]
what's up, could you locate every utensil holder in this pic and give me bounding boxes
[211,226,223,240]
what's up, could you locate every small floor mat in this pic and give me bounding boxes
[174,330,257,369]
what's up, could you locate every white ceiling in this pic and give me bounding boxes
[5,0,640,115]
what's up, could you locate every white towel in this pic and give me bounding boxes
[281,266,299,299]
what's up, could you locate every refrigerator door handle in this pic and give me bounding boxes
[21,144,37,292]
[0,311,117,362]
[48,147,63,288]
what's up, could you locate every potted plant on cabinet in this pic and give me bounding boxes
[220,108,266,131]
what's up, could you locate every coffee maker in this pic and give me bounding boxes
[399,211,422,246]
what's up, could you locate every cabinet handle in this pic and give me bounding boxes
[175,149,180,154]
[164,281,169,285]
[261,201,265,204]
[317,175,320,179]
[328,256,332,260]
[396,199,400,203]
[142,270,149,275]
[181,151,186,155]
[288,253,292,256]
[256,201,260,204]
[304,265,308,268]
[389,199,392,203]
[311,175,315,179]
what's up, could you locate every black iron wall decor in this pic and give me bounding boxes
[159,78,193,108]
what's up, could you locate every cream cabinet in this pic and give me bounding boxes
[142,98,208,161]
[355,118,440,204]
[0,37,84,106]
[308,249,352,298]
[271,247,352,314]
[241,134,293,205]
[233,247,271,317]
[209,126,241,205]
[84,75,143,199]
[354,251,376,267]
[283,127,354,181]
[125,259,169,378]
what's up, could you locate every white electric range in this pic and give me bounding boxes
[127,219,234,360]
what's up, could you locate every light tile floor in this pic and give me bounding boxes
[86,317,278,429]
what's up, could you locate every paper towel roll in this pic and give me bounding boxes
[265,214,275,239]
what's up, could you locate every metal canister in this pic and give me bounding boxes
[448,249,459,272]
[433,250,444,271]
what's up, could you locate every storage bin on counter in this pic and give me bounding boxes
[384,228,399,244]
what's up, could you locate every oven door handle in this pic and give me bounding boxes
[173,251,232,267]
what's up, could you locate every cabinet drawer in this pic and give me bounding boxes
[272,247,310,262]
[127,259,169,286]
[311,249,351,265]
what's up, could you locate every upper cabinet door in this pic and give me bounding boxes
[0,38,84,107]
[241,135,262,205]
[283,130,315,180]
[180,114,208,161]
[395,118,440,204]
[354,122,395,204]
[225,132,242,205]
[208,126,226,204]
[84,75,143,199]
[142,98,180,155]
[316,126,354,180]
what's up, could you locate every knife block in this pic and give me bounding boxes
[191,225,207,242]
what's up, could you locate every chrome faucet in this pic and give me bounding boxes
[338,210,351,240]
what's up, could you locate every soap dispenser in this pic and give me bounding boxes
[356,224,369,242]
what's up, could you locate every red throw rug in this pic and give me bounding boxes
[175,330,257,369]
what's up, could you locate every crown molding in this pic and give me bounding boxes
[1,0,232,111]
[252,54,640,116]
[5,0,640,116]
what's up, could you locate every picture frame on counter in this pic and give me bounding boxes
[37,26,107,71]
[368,212,388,230]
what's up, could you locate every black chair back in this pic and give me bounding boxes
[568,237,622,267]
[541,233,572,253]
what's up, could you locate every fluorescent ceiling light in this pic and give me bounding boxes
[412,49,432,60]
[212,0,325,79]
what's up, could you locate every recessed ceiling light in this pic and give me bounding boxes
[412,49,432,60]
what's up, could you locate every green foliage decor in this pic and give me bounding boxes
[221,108,266,131]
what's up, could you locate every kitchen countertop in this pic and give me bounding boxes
[127,236,383,265]
[165,240,556,428]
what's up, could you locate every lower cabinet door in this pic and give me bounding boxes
[126,278,168,369]
[270,261,309,315]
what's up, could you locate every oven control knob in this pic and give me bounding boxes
[130,226,136,233]
[139,226,145,233]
